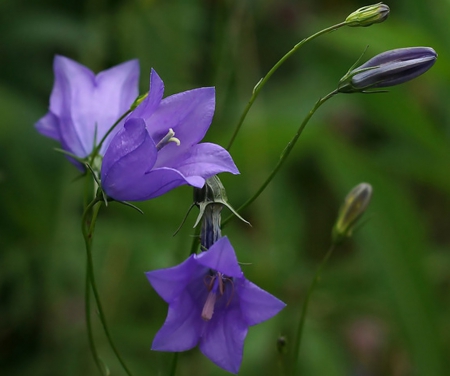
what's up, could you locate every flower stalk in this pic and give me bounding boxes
[226,3,391,151]
[223,90,338,226]
[89,109,132,166]
[291,244,336,376]
[82,198,134,376]
[226,22,347,151]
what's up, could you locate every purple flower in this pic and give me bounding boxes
[338,47,437,93]
[100,69,238,201]
[146,236,286,374]
[35,55,140,166]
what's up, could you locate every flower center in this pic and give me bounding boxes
[156,128,181,151]
[201,272,234,321]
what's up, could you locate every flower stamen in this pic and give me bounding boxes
[156,128,181,151]
[225,278,235,307]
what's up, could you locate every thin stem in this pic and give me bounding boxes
[226,22,347,150]
[169,352,178,376]
[90,110,132,164]
[189,225,201,255]
[291,244,336,376]
[82,199,134,376]
[223,90,337,227]
[85,257,105,374]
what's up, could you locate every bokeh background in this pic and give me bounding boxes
[1,0,449,375]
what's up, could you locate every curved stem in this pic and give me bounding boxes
[223,90,337,226]
[226,22,347,150]
[85,257,105,374]
[90,110,132,164]
[291,244,336,376]
[82,199,134,376]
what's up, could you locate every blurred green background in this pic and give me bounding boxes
[1,0,449,375]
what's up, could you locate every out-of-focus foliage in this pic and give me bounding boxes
[1,0,449,375]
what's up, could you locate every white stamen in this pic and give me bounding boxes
[156,128,181,151]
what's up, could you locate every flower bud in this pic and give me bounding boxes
[345,3,390,27]
[338,47,437,93]
[332,183,373,244]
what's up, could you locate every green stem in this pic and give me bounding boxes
[223,90,337,226]
[169,352,178,376]
[85,256,105,374]
[291,244,336,376]
[82,198,134,376]
[189,224,201,255]
[90,110,132,164]
[226,21,347,151]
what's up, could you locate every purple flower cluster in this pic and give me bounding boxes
[36,56,285,374]
[35,56,238,200]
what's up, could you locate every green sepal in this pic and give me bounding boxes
[193,175,251,228]
[54,148,85,163]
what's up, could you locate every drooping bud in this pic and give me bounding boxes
[337,47,437,93]
[193,175,250,251]
[345,3,390,27]
[332,183,373,244]
[194,175,250,228]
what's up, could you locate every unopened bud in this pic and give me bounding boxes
[345,3,390,27]
[332,183,373,244]
[338,47,437,93]
[193,175,250,251]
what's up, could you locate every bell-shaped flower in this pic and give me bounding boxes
[100,69,238,201]
[146,236,286,374]
[337,47,437,93]
[35,55,140,168]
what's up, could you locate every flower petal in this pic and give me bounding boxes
[199,303,248,374]
[101,118,158,200]
[146,256,205,303]
[236,278,286,326]
[52,55,92,156]
[152,292,203,352]
[155,142,239,179]
[35,111,60,141]
[131,68,164,120]
[144,87,215,150]
[196,237,242,277]
[137,167,205,201]
[93,59,140,154]
[51,56,140,157]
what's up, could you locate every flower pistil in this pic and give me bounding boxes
[201,271,234,321]
[155,128,180,151]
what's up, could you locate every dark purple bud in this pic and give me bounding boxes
[338,47,437,93]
